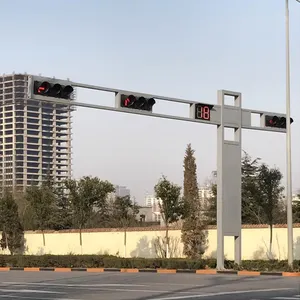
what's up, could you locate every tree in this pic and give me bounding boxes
[0,193,24,255]
[205,183,217,225]
[181,143,207,258]
[241,151,264,224]
[25,182,56,246]
[154,175,183,258]
[110,195,139,257]
[293,196,300,223]
[256,163,284,258]
[111,195,139,227]
[64,176,115,245]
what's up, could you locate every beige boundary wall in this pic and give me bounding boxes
[2,224,300,260]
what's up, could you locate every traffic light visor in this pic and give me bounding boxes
[147,98,155,107]
[37,81,51,95]
[62,85,74,98]
[52,84,62,96]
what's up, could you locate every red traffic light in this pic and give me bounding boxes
[33,81,74,100]
[265,115,294,128]
[120,94,156,111]
[123,95,136,107]
[37,82,51,95]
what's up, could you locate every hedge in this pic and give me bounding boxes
[0,255,299,271]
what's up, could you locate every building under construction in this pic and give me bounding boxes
[0,73,73,193]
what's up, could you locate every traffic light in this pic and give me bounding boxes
[265,115,294,129]
[33,80,74,100]
[120,94,156,112]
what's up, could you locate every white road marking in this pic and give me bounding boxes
[273,298,300,300]
[0,288,65,294]
[0,296,80,300]
[2,282,146,287]
[83,287,202,294]
[149,288,295,300]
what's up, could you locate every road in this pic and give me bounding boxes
[0,271,299,300]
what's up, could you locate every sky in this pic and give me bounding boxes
[1,0,300,204]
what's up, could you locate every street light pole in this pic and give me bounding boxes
[285,0,295,267]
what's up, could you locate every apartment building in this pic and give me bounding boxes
[0,73,73,193]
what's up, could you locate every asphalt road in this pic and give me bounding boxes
[0,271,299,300]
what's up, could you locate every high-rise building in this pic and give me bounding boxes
[115,185,130,197]
[0,73,73,193]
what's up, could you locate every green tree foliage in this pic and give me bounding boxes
[205,152,286,228]
[256,163,284,257]
[241,151,264,224]
[0,193,24,255]
[111,195,139,227]
[25,182,56,246]
[64,176,115,245]
[293,195,300,223]
[181,143,207,259]
[205,184,217,225]
[154,175,184,258]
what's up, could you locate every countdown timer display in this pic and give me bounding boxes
[195,103,214,121]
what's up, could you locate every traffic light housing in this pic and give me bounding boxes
[33,80,74,100]
[120,94,156,112]
[265,115,294,129]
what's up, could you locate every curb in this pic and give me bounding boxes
[0,267,300,276]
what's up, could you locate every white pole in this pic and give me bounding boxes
[285,0,294,267]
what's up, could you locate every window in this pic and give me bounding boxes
[27,162,39,168]
[16,123,23,129]
[27,106,39,112]
[15,129,24,134]
[27,150,39,156]
[14,75,25,80]
[27,156,39,162]
[27,130,39,136]
[27,137,39,144]
[28,168,39,174]
[16,104,24,111]
[5,150,13,155]
[16,168,24,173]
[27,144,39,150]
[15,87,25,93]
[4,88,13,93]
[27,124,39,130]
[5,137,12,143]
[5,112,12,117]
[16,150,23,155]
[5,124,12,129]
[16,143,23,149]
[16,135,23,142]
[27,100,39,106]
[15,117,24,123]
[42,139,52,145]
[27,118,39,124]
[5,130,13,135]
[15,111,24,116]
[27,112,39,118]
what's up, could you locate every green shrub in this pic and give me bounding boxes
[0,255,299,271]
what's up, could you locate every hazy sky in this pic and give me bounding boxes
[1,0,300,203]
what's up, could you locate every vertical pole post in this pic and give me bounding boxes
[285,0,294,267]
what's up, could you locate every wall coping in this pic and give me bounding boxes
[24,223,300,234]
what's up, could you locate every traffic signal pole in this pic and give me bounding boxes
[285,0,294,268]
[27,75,293,269]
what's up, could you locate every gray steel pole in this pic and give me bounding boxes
[285,0,293,267]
